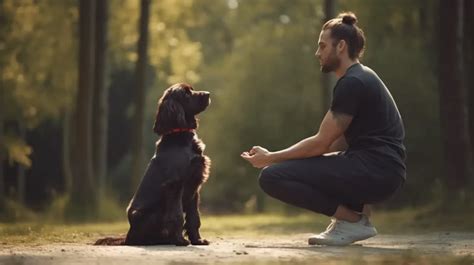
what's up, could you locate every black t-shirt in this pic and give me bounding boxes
[330,63,406,161]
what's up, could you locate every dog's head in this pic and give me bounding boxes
[153,83,211,135]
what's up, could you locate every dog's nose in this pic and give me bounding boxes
[200,91,210,99]
[200,91,211,104]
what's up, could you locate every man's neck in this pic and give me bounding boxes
[334,59,360,78]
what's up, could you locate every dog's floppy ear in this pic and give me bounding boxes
[153,98,187,135]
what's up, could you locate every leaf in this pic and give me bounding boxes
[3,135,33,167]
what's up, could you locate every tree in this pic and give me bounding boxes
[93,0,109,201]
[0,2,6,209]
[105,0,203,201]
[68,0,97,218]
[0,0,76,209]
[130,0,151,190]
[439,0,473,194]
[0,84,4,208]
[321,0,336,113]
[465,0,474,166]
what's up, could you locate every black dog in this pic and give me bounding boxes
[95,83,211,246]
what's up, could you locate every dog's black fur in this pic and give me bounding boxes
[95,83,211,246]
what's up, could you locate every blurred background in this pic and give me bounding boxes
[0,0,472,222]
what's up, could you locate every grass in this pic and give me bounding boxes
[0,207,473,245]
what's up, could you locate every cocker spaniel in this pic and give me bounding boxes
[95,83,211,246]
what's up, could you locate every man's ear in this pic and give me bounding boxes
[336,40,346,55]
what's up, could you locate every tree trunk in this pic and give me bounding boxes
[321,0,336,114]
[62,111,73,193]
[93,0,109,201]
[465,0,474,169]
[439,0,472,192]
[131,0,151,190]
[0,84,4,208]
[16,122,25,204]
[69,0,97,219]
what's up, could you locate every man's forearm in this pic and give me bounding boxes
[268,135,330,163]
[328,135,348,152]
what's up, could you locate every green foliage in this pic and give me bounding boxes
[1,0,471,216]
[108,0,203,85]
[0,0,76,165]
[0,194,125,223]
[1,0,77,125]
[194,0,324,211]
[3,134,32,167]
[48,194,125,223]
[0,199,37,222]
[107,0,206,171]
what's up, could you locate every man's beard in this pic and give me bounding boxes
[320,51,340,73]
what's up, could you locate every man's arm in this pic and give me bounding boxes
[328,135,348,152]
[269,111,352,162]
[241,110,353,168]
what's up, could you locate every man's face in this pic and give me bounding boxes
[315,30,340,73]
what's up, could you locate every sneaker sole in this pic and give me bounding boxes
[308,236,354,246]
[308,231,377,246]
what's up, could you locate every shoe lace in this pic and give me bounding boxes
[324,219,336,231]
[324,219,341,234]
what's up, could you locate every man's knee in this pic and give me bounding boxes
[258,166,279,192]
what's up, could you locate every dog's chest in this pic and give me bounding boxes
[191,136,205,156]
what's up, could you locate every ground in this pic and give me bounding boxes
[1,211,473,264]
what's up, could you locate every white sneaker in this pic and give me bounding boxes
[308,215,377,246]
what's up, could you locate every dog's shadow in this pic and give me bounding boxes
[93,244,210,254]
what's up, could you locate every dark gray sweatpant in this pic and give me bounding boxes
[258,146,405,216]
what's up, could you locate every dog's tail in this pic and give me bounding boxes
[94,236,126,246]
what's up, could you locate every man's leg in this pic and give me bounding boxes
[259,171,340,217]
[333,205,362,222]
[362,204,372,217]
[257,155,384,246]
[258,154,374,217]
[259,165,364,222]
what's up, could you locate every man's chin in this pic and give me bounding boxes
[321,66,332,73]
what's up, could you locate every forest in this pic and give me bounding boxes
[0,0,473,221]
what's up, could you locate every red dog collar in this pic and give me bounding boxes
[165,128,195,135]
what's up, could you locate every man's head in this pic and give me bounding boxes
[315,12,366,73]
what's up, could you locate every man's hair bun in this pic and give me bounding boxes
[322,11,365,60]
[339,12,357,25]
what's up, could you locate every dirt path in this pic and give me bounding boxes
[1,232,473,264]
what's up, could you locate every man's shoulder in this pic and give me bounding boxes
[336,75,365,91]
[346,64,385,89]
[346,64,374,79]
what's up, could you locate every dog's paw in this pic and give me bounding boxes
[191,238,210,245]
[94,238,108,245]
[174,238,191,246]
[94,237,125,245]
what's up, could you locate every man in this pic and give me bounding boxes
[241,12,406,246]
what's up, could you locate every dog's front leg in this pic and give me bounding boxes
[183,192,209,245]
[165,184,189,246]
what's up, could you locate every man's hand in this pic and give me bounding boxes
[240,146,272,168]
